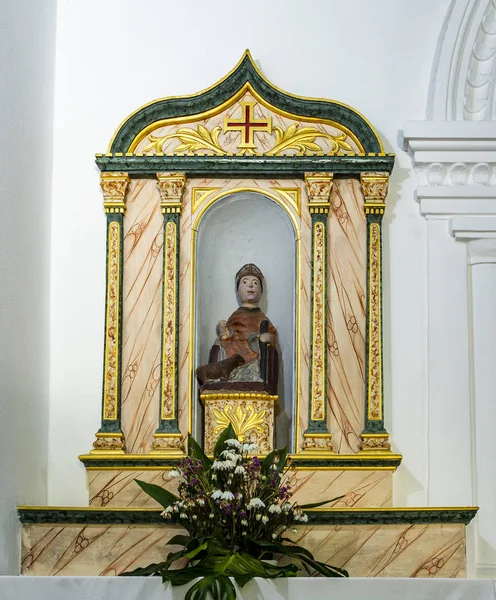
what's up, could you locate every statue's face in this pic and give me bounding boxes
[238,276,262,304]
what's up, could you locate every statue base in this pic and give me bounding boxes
[200,391,278,454]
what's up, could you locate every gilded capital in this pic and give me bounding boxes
[304,172,334,204]
[157,172,187,213]
[100,172,130,214]
[360,172,389,202]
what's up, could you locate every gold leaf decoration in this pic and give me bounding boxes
[213,404,266,442]
[143,125,225,155]
[268,124,353,156]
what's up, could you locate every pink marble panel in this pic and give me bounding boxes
[328,179,366,453]
[121,180,163,454]
[21,521,466,577]
[87,467,392,509]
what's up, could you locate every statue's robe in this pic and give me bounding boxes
[221,307,277,364]
[206,306,278,394]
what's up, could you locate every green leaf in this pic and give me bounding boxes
[167,534,191,547]
[135,479,179,509]
[261,449,276,475]
[276,446,288,472]
[213,424,236,457]
[299,494,344,509]
[188,434,213,471]
[184,541,208,560]
[185,575,236,600]
[163,548,188,570]
[119,561,169,576]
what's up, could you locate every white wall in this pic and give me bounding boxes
[49,0,451,505]
[0,0,56,574]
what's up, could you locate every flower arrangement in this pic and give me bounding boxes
[122,425,348,599]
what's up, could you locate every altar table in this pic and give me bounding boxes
[0,577,494,600]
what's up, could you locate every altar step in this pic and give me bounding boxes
[18,506,476,578]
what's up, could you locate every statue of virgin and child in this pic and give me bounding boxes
[196,263,278,395]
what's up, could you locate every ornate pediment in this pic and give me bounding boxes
[98,51,392,175]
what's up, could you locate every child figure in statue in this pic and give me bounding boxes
[196,264,278,394]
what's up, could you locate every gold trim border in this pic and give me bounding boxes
[103,221,121,421]
[18,505,478,512]
[188,185,301,448]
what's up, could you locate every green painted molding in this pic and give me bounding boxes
[109,52,383,155]
[18,506,478,526]
[95,154,394,176]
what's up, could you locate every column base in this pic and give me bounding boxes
[90,432,126,455]
[149,433,185,455]
[359,433,391,453]
[300,432,334,453]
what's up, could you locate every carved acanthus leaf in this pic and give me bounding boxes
[268,124,353,156]
[144,125,224,155]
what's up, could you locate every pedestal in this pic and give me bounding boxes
[200,392,278,454]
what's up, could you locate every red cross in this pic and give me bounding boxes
[224,102,272,151]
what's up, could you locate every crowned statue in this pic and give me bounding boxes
[196,264,278,395]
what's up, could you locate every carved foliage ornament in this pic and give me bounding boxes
[360,172,389,202]
[143,104,355,157]
[213,404,266,442]
[311,222,326,421]
[100,172,129,201]
[103,221,121,421]
[161,221,177,420]
[156,172,187,205]
[304,173,334,203]
[367,223,382,420]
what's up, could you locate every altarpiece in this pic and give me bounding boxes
[18,53,476,579]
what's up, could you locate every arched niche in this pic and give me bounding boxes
[194,191,296,450]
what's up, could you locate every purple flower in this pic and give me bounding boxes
[240,511,247,518]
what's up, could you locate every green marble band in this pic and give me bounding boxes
[96,154,394,177]
[18,506,478,526]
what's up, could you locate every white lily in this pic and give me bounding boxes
[221,491,235,501]
[268,504,282,514]
[211,489,223,500]
[225,439,242,449]
[168,469,181,478]
[247,497,265,509]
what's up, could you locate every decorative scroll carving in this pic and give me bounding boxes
[103,221,121,421]
[145,128,224,156]
[213,404,266,441]
[92,435,125,453]
[150,435,184,453]
[302,434,333,451]
[161,221,177,421]
[269,126,352,156]
[360,435,391,452]
[142,104,355,157]
[367,222,382,422]
[203,396,275,454]
[311,222,326,421]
